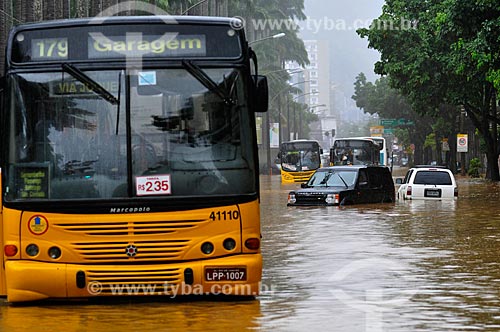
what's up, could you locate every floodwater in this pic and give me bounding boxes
[2,171,500,332]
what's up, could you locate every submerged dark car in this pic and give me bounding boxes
[287,165,395,206]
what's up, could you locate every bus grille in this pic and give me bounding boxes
[86,267,182,295]
[53,219,205,236]
[52,218,207,262]
[72,240,190,261]
[290,171,315,183]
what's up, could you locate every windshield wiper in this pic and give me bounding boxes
[337,174,349,188]
[181,60,235,105]
[62,63,119,105]
[319,173,332,187]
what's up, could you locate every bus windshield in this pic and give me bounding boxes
[281,142,321,172]
[331,139,380,166]
[5,67,254,200]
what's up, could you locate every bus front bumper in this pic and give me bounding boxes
[5,254,262,303]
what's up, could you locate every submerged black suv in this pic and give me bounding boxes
[287,165,395,206]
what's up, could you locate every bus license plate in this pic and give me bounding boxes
[205,267,247,281]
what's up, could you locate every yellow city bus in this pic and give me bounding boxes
[279,140,322,183]
[0,16,268,302]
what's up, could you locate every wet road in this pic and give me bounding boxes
[2,173,500,331]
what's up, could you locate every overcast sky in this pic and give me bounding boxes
[300,0,385,94]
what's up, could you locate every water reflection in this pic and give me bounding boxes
[2,176,500,332]
[1,299,261,332]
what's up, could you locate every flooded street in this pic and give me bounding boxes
[2,173,500,331]
[259,174,500,331]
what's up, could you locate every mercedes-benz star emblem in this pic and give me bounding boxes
[125,244,138,257]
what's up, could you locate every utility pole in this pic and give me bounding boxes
[460,109,466,176]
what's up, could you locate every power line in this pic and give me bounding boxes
[0,9,24,24]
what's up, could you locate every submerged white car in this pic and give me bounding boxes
[397,166,458,200]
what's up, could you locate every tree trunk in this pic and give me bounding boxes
[465,88,500,181]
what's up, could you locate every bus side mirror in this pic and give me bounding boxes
[254,75,268,113]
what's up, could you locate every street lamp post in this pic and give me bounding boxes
[269,78,310,143]
[309,104,326,113]
[263,68,304,76]
[248,32,286,45]
[285,92,318,140]
[181,0,210,15]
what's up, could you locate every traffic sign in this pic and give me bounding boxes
[380,118,415,127]
[380,119,397,127]
[457,134,468,152]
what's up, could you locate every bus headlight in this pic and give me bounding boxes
[201,242,214,255]
[48,246,62,259]
[287,193,296,204]
[223,238,236,251]
[26,244,40,257]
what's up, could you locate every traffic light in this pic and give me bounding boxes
[331,129,335,137]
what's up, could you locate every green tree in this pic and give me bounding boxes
[358,0,500,180]
[227,0,311,140]
[352,73,437,164]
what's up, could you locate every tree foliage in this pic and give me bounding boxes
[358,0,500,180]
[227,0,311,140]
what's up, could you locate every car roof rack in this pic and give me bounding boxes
[414,165,449,169]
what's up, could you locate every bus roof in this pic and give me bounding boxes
[11,15,243,31]
[282,139,320,144]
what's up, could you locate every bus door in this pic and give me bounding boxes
[0,79,5,295]
[0,167,5,296]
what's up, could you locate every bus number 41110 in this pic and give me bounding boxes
[209,210,239,221]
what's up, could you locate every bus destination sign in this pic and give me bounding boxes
[11,24,241,63]
[29,34,206,61]
[88,33,206,59]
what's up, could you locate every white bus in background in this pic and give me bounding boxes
[349,137,388,166]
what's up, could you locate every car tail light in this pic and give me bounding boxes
[454,187,458,197]
[406,186,412,196]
